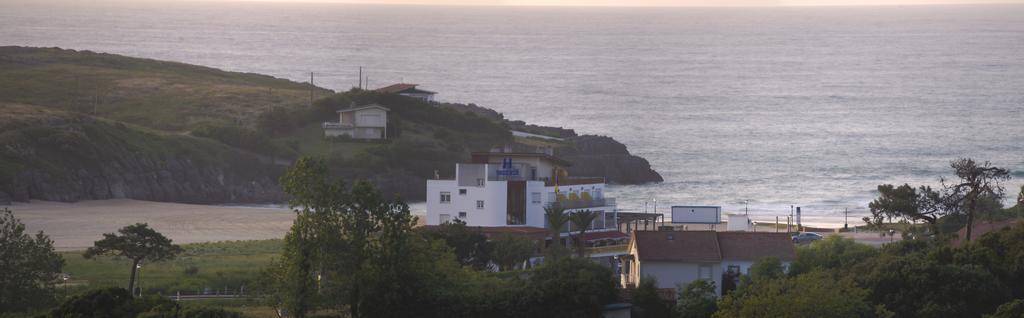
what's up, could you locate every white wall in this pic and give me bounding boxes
[637,261,722,295]
[524,181,547,228]
[721,260,791,276]
[727,214,752,232]
[353,108,387,127]
[426,179,510,227]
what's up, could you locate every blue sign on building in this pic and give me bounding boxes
[496,158,520,176]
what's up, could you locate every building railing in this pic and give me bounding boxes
[544,177,606,187]
[548,197,615,210]
[322,122,354,129]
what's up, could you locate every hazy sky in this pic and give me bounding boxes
[224,0,1024,6]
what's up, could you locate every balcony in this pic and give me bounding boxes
[322,122,354,129]
[544,177,605,187]
[547,197,615,210]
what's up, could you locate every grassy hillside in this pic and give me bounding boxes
[0,47,514,202]
[0,102,285,203]
[0,46,330,131]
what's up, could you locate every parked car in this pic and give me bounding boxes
[792,232,823,243]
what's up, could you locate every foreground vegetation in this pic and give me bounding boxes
[62,240,281,296]
[4,157,1022,317]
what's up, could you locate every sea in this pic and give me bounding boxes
[3,0,1023,227]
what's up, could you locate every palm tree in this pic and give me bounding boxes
[543,203,569,257]
[568,210,599,258]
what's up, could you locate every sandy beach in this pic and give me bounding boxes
[9,199,298,251]
[8,199,869,251]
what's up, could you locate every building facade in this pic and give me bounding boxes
[322,104,389,139]
[621,231,795,296]
[425,152,617,235]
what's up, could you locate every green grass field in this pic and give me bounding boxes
[62,240,282,296]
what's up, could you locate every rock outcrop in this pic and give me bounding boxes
[556,135,663,184]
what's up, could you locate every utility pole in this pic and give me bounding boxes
[358,66,363,89]
[745,200,749,215]
[844,208,849,230]
[309,72,314,107]
[93,84,99,115]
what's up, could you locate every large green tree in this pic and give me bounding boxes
[568,210,598,257]
[676,279,717,318]
[543,203,569,257]
[276,157,478,318]
[788,235,878,275]
[715,271,883,318]
[521,257,618,318]
[490,234,535,271]
[419,219,492,270]
[0,208,64,313]
[83,223,182,297]
[631,277,671,318]
[943,158,1012,241]
[868,184,946,230]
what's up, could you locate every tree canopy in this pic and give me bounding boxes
[0,208,64,313]
[83,223,182,296]
[943,158,1012,241]
[675,279,717,318]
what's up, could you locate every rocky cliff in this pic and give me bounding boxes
[557,135,663,184]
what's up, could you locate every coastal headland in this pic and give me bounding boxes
[0,46,661,205]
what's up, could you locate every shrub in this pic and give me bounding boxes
[632,277,671,318]
[676,279,717,318]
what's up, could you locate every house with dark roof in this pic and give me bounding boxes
[620,231,795,296]
[375,83,436,102]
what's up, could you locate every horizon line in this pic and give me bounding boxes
[27,0,1024,8]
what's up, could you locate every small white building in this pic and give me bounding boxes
[620,231,795,296]
[322,104,389,139]
[726,214,753,232]
[376,83,436,102]
[426,151,618,237]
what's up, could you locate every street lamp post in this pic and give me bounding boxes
[136,263,142,297]
[62,274,69,299]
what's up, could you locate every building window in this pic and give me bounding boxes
[439,214,451,224]
[476,200,484,209]
[531,192,541,204]
[440,192,451,203]
[459,189,467,195]
[727,265,741,275]
[593,211,605,229]
[699,265,713,280]
[476,178,485,187]
[458,212,467,219]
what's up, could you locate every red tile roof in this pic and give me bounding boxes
[632,231,722,262]
[376,83,418,93]
[631,231,796,263]
[717,232,796,261]
[375,83,435,95]
[583,230,629,241]
[952,219,1023,247]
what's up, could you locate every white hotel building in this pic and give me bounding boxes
[426,151,618,236]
